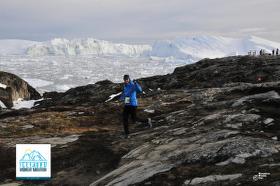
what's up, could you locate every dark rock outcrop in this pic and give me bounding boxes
[35,80,122,108]
[0,87,13,108]
[138,55,280,90]
[0,71,41,108]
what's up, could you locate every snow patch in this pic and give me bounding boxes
[0,83,7,89]
[55,84,75,92]
[144,109,155,113]
[21,124,34,130]
[105,92,122,102]
[0,100,7,108]
[12,98,43,109]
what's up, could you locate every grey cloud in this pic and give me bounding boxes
[0,0,279,42]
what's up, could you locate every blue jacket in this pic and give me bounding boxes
[120,81,142,106]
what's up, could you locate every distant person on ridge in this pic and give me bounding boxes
[277,48,279,56]
[272,49,275,55]
[120,74,143,139]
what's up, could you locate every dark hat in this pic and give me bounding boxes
[123,74,130,80]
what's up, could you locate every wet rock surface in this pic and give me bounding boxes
[1,56,280,185]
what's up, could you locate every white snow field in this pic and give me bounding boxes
[0,35,279,93]
[0,55,180,93]
[0,39,39,55]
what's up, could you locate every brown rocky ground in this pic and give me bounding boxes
[1,55,280,186]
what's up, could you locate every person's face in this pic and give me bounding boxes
[124,78,130,84]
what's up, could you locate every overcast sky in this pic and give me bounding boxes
[0,0,279,43]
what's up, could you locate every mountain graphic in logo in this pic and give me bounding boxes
[20,150,47,161]
[17,144,51,179]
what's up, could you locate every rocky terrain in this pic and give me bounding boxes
[0,71,41,108]
[1,55,280,186]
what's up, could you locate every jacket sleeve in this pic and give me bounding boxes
[135,82,142,93]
